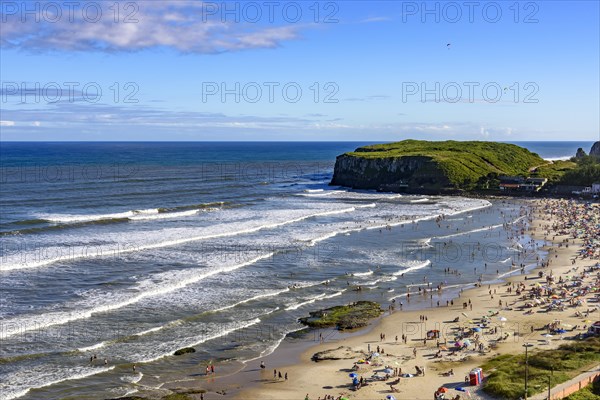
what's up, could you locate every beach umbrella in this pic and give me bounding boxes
[499,316,507,322]
[472,327,481,332]
[542,334,553,337]
[349,372,358,378]
[386,396,397,400]
[461,312,468,317]
[438,387,448,393]
[463,339,471,346]
[372,352,380,357]
[384,368,393,374]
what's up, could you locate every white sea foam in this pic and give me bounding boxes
[129,210,198,220]
[120,372,143,384]
[3,207,361,271]
[285,293,327,311]
[393,260,431,276]
[1,253,275,339]
[40,209,160,223]
[138,318,262,363]
[434,224,503,240]
[212,288,290,313]
[134,326,165,336]
[0,366,115,400]
[77,341,107,352]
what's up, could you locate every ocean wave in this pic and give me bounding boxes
[139,317,262,364]
[392,260,431,276]
[120,372,143,384]
[285,293,327,311]
[2,204,225,236]
[1,253,275,339]
[433,224,503,240]
[211,288,290,313]
[1,206,361,272]
[0,366,115,400]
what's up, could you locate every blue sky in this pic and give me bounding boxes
[0,0,598,141]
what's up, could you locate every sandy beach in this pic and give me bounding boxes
[233,199,600,400]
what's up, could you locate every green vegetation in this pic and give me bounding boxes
[531,160,577,183]
[564,379,600,400]
[558,156,600,186]
[344,140,546,189]
[298,301,383,330]
[481,338,600,400]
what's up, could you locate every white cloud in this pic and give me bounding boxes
[0,120,16,126]
[0,1,305,53]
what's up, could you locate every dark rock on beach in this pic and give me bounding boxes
[298,301,383,330]
[173,347,196,356]
[311,345,367,362]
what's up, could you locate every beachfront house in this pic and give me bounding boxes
[520,177,548,192]
[499,176,524,191]
[592,183,600,193]
[499,176,547,192]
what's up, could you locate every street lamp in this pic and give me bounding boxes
[523,343,534,400]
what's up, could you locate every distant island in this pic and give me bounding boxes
[331,140,600,195]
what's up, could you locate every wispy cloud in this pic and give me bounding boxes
[0,1,306,53]
[0,101,525,141]
[360,16,392,23]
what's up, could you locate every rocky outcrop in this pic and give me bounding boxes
[591,141,600,157]
[330,154,449,190]
[575,148,587,158]
[311,346,367,362]
[330,140,546,192]
[173,347,195,356]
[299,301,383,330]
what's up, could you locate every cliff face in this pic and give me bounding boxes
[591,141,600,157]
[330,154,449,190]
[330,140,546,192]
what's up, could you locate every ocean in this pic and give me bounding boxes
[0,141,593,399]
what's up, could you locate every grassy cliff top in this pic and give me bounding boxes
[343,140,547,186]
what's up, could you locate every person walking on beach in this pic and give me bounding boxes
[206,366,210,375]
[285,372,288,380]
[273,369,277,379]
[278,371,282,379]
[211,364,215,374]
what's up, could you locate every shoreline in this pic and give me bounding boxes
[230,199,599,400]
